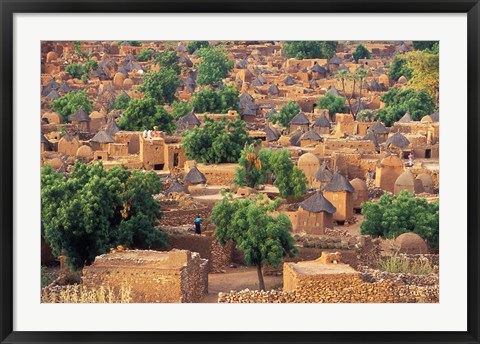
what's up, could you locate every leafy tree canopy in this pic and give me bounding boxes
[234,144,307,199]
[187,41,209,54]
[388,55,413,81]
[317,93,347,119]
[196,47,234,87]
[406,50,439,105]
[65,59,98,82]
[118,97,176,133]
[190,84,239,114]
[113,92,131,110]
[182,115,252,164]
[171,100,194,119]
[378,88,436,126]
[352,44,372,63]
[361,190,439,248]
[283,41,338,59]
[412,41,438,51]
[153,50,181,75]
[42,161,167,271]
[211,194,297,290]
[137,48,153,62]
[269,101,301,127]
[139,67,181,105]
[51,90,93,122]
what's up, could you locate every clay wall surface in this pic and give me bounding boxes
[82,250,208,303]
[195,163,239,185]
[324,191,353,222]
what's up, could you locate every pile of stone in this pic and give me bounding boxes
[358,265,439,286]
[210,240,234,273]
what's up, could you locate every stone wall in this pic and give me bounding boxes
[159,207,211,226]
[82,249,208,303]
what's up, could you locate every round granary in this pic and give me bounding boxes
[394,232,429,254]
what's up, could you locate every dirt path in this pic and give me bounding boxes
[201,266,283,303]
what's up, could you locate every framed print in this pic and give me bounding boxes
[1,1,479,343]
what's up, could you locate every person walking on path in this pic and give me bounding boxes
[194,215,202,235]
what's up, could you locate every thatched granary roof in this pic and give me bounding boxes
[310,63,327,74]
[58,83,72,93]
[329,56,342,65]
[267,84,280,95]
[289,112,310,125]
[290,131,302,147]
[363,131,380,148]
[105,117,120,136]
[252,77,264,87]
[91,130,115,143]
[324,171,355,193]
[183,165,207,185]
[369,121,389,134]
[313,113,331,128]
[265,108,276,119]
[300,191,336,214]
[242,107,255,116]
[430,111,439,122]
[300,131,322,142]
[397,112,413,123]
[327,86,340,97]
[264,126,280,142]
[314,161,333,183]
[45,89,60,100]
[70,108,91,122]
[236,59,248,69]
[283,75,295,85]
[386,132,410,149]
[166,180,190,194]
[178,111,201,127]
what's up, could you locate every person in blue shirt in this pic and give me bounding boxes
[194,215,202,235]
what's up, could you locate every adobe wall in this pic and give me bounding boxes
[82,249,208,303]
[218,261,438,303]
[295,208,331,235]
[114,132,140,154]
[324,191,353,222]
[195,163,239,186]
[159,207,211,227]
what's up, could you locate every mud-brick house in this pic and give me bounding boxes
[297,153,320,188]
[323,171,355,223]
[295,191,336,235]
[289,112,310,133]
[350,178,368,211]
[57,133,80,156]
[70,108,91,132]
[312,113,331,135]
[369,121,389,143]
[375,155,404,193]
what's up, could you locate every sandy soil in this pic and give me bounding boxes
[201,266,283,303]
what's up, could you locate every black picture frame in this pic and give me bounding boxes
[1,1,479,343]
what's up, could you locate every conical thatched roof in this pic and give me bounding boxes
[300,191,336,214]
[289,112,310,125]
[58,83,72,93]
[430,111,439,122]
[313,113,331,128]
[265,108,276,119]
[45,90,60,100]
[363,131,379,148]
[283,75,295,85]
[183,165,206,184]
[268,84,280,95]
[386,132,410,149]
[264,126,280,142]
[329,56,342,65]
[252,77,264,87]
[178,111,201,127]
[369,121,389,134]
[314,161,333,183]
[327,86,340,97]
[324,171,354,193]
[290,131,302,146]
[397,112,413,123]
[300,131,322,142]
[105,117,120,136]
[70,108,91,122]
[242,107,255,116]
[310,63,326,74]
[91,130,115,143]
[166,180,190,194]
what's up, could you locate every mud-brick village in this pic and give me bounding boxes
[40,40,440,303]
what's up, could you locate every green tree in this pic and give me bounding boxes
[118,97,176,133]
[189,85,239,113]
[187,41,209,54]
[65,59,98,81]
[41,161,167,271]
[317,93,347,119]
[283,41,338,59]
[139,68,181,105]
[361,190,439,248]
[51,90,93,122]
[182,115,251,164]
[113,92,131,110]
[356,109,377,122]
[378,88,436,126]
[412,41,438,51]
[234,144,271,189]
[154,50,181,75]
[406,49,439,104]
[388,55,413,82]
[211,194,297,290]
[269,101,301,127]
[352,44,372,63]
[196,47,234,87]
[171,100,193,119]
[137,48,153,62]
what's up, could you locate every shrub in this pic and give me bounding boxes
[377,255,435,275]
